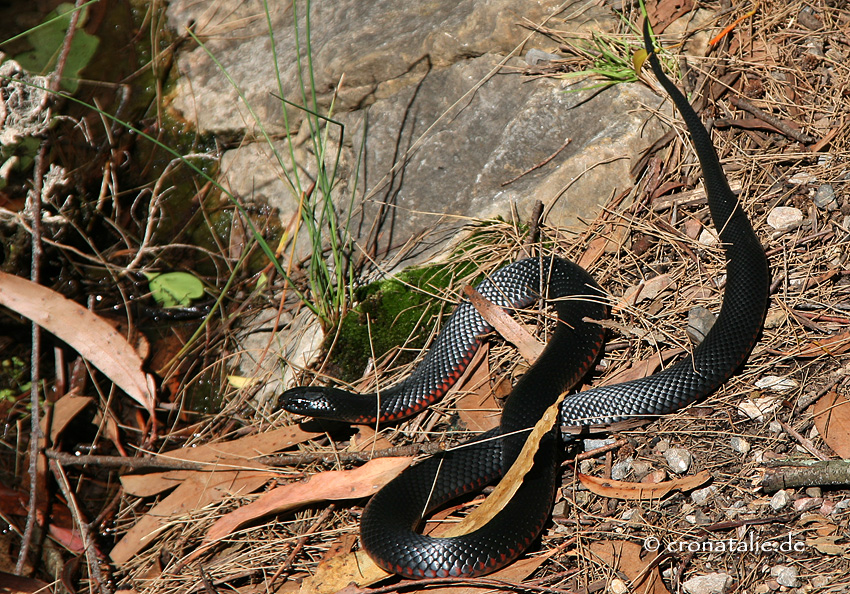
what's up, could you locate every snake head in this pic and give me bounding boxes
[278,386,337,416]
[278,386,377,423]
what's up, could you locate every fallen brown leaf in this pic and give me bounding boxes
[791,330,850,358]
[599,348,683,386]
[110,468,275,565]
[616,274,676,311]
[121,424,320,497]
[463,285,543,362]
[0,571,50,594]
[588,540,670,594]
[579,470,710,500]
[455,344,502,433]
[0,271,155,414]
[204,456,413,544]
[811,390,850,458]
[41,393,92,443]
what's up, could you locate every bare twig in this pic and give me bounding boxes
[48,459,113,594]
[728,96,815,144]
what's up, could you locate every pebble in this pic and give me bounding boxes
[632,460,652,479]
[755,375,798,392]
[789,171,816,185]
[583,438,616,451]
[737,395,781,422]
[687,306,716,344]
[525,48,561,65]
[771,565,800,588]
[685,508,712,525]
[833,499,850,513]
[609,578,629,594]
[698,227,719,245]
[664,447,692,474]
[814,183,837,210]
[763,309,785,329]
[579,459,595,474]
[770,489,791,510]
[611,457,634,481]
[730,436,751,454]
[793,496,823,512]
[682,572,734,594]
[691,485,718,505]
[766,206,804,231]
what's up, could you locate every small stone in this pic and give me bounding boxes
[682,572,733,594]
[725,500,745,519]
[820,499,836,515]
[664,447,692,474]
[579,459,595,474]
[770,489,791,511]
[632,460,652,479]
[814,183,837,210]
[771,565,800,588]
[621,507,642,521]
[730,436,751,454]
[691,485,718,505]
[767,206,804,231]
[793,497,822,512]
[834,499,850,512]
[738,396,781,422]
[609,577,629,594]
[687,306,716,344]
[686,508,712,524]
[698,227,719,245]
[755,375,798,392]
[754,584,771,594]
[642,469,668,484]
[788,172,816,185]
[655,439,670,453]
[806,487,822,498]
[583,438,616,451]
[525,48,561,65]
[763,309,784,329]
[611,457,634,481]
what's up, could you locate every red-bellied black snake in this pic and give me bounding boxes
[279,20,770,579]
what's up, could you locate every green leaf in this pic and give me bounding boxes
[15,2,100,94]
[145,272,205,308]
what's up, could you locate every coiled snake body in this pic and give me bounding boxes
[279,21,769,579]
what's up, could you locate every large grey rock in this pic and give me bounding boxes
[169,0,667,267]
[219,51,665,263]
[165,0,600,136]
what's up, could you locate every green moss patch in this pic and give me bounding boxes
[328,261,477,383]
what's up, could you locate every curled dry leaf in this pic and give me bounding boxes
[811,390,850,458]
[463,284,543,362]
[579,469,710,500]
[587,540,670,594]
[204,456,412,545]
[0,271,155,414]
[615,273,676,311]
[791,330,850,358]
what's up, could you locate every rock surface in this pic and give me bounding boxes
[166,0,668,265]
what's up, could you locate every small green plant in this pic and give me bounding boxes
[0,357,31,401]
[559,30,645,89]
[144,271,206,308]
[189,0,360,330]
[556,6,676,91]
